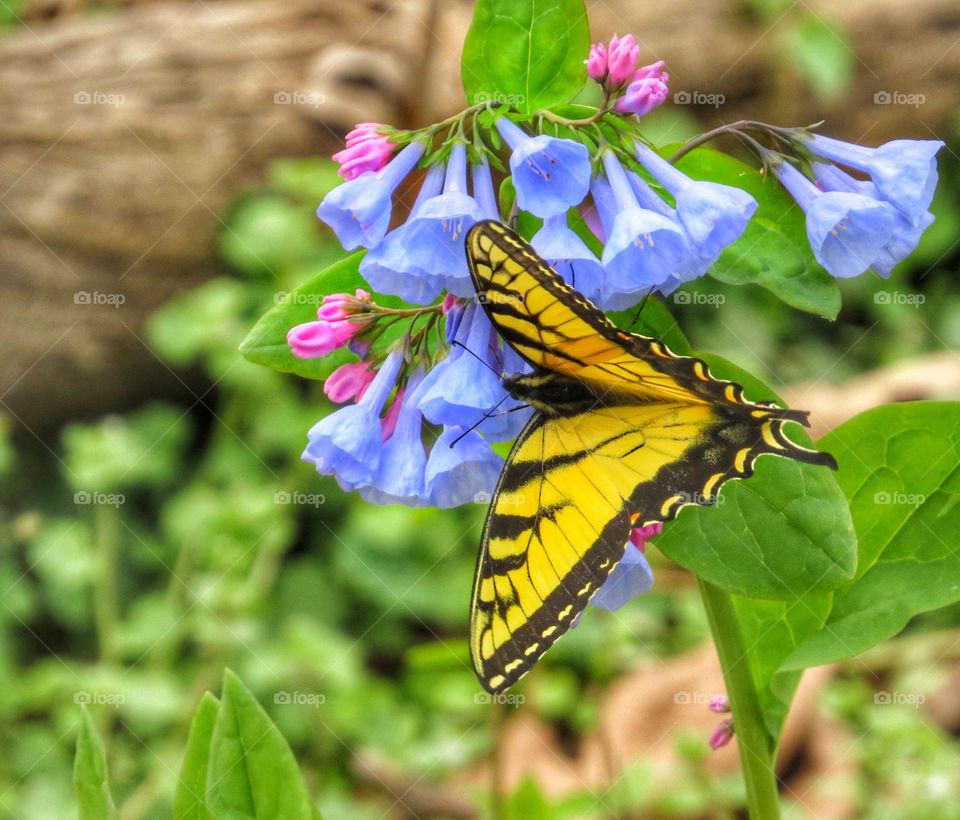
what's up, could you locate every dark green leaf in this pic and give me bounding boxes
[784,402,960,670]
[656,356,856,598]
[74,708,118,820]
[461,0,590,115]
[206,670,318,819]
[672,147,841,319]
[174,692,220,820]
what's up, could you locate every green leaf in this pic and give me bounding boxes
[206,670,318,819]
[606,299,693,357]
[174,692,220,820]
[783,402,960,670]
[656,356,856,599]
[239,253,412,382]
[461,0,590,115]
[672,147,841,319]
[74,708,118,820]
[785,14,854,101]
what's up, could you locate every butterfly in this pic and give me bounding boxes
[464,219,837,694]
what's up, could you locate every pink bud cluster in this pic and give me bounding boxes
[332,123,395,180]
[585,34,670,117]
[287,289,372,360]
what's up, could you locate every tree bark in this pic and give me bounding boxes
[1,0,956,429]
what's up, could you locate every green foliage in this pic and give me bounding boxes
[784,402,960,669]
[656,356,857,599]
[461,0,590,114]
[74,709,118,820]
[175,693,219,820]
[785,13,854,101]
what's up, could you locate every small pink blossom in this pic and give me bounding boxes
[709,718,735,750]
[441,293,459,314]
[287,318,361,359]
[333,123,394,180]
[380,386,405,441]
[629,59,668,84]
[324,361,377,403]
[708,695,731,714]
[629,521,662,552]
[607,34,641,87]
[585,43,608,81]
[317,289,370,322]
[614,76,670,116]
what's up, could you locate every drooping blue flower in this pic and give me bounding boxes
[634,141,757,260]
[401,142,481,297]
[358,164,446,304]
[359,370,429,506]
[805,134,943,224]
[417,303,515,437]
[497,118,591,218]
[774,160,899,279]
[530,215,607,306]
[301,349,404,487]
[317,142,425,250]
[813,162,935,279]
[589,544,655,611]
[597,152,699,307]
[424,426,504,508]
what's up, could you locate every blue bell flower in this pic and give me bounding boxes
[425,426,504,508]
[317,142,425,250]
[358,164,446,304]
[805,134,944,224]
[497,118,591,218]
[530,215,608,306]
[301,349,404,486]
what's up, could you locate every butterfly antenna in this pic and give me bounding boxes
[449,393,511,446]
[626,287,655,332]
[451,340,502,378]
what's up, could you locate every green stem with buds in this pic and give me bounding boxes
[698,578,781,820]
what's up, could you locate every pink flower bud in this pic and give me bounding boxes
[323,361,377,403]
[630,60,668,83]
[441,293,459,314]
[317,289,371,322]
[709,718,735,750]
[629,521,662,552]
[333,124,394,180]
[708,695,731,713]
[585,43,608,81]
[287,321,338,359]
[607,33,640,87]
[381,386,405,441]
[614,76,670,116]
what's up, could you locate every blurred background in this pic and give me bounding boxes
[1,0,959,817]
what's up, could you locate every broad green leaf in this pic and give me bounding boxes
[461,0,590,115]
[733,591,833,742]
[74,708,118,820]
[606,299,693,357]
[656,356,856,599]
[672,147,841,319]
[206,670,317,820]
[174,692,220,820]
[239,253,412,382]
[783,402,960,670]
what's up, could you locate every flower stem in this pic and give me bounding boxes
[697,578,781,820]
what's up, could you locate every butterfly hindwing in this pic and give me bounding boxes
[465,220,837,694]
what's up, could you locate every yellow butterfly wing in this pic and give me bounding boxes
[465,220,836,694]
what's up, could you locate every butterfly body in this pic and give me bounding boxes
[464,220,836,694]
